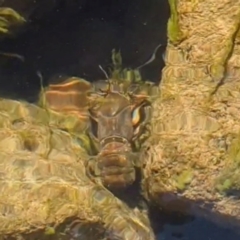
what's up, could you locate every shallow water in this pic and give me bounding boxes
[0,0,239,239]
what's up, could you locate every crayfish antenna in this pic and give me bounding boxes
[98,64,109,79]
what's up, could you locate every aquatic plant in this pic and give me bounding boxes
[0,7,25,34]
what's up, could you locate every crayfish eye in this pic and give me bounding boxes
[132,106,143,138]
[131,103,150,139]
[131,105,142,127]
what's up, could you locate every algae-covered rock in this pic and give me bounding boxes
[0,98,155,239]
[142,0,240,230]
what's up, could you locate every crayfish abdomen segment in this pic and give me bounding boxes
[97,153,136,189]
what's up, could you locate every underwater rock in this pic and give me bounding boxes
[142,0,240,232]
[0,98,155,239]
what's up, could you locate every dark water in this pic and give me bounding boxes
[0,0,167,102]
[157,216,240,240]
[0,0,239,239]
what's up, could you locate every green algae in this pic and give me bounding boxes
[215,166,240,195]
[44,226,55,235]
[167,0,184,45]
[228,134,240,164]
[0,8,25,34]
[174,169,193,191]
[110,49,143,83]
[216,179,232,193]
[215,134,240,194]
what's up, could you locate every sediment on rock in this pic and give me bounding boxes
[142,0,240,231]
